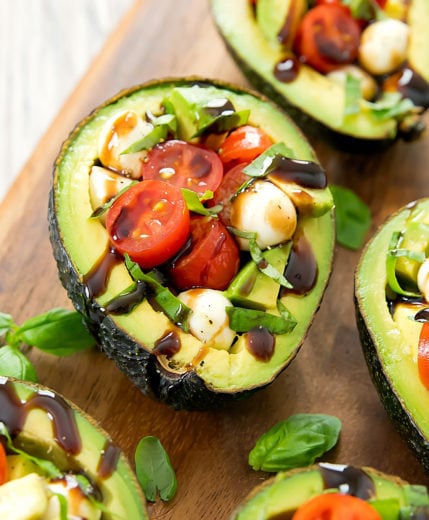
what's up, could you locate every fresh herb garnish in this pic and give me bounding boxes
[226,304,297,334]
[121,113,177,154]
[242,142,295,178]
[363,92,416,122]
[89,181,137,220]
[0,309,95,382]
[248,413,342,472]
[135,436,178,502]
[344,73,362,116]
[124,255,192,331]
[330,185,371,250]
[181,188,222,216]
[386,230,425,297]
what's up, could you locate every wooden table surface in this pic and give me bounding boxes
[1,0,429,518]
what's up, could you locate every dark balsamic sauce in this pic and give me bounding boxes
[268,155,327,189]
[97,439,121,479]
[153,331,181,357]
[282,232,318,296]
[386,65,429,109]
[83,247,122,299]
[274,56,300,83]
[105,280,146,315]
[319,463,375,499]
[245,326,275,361]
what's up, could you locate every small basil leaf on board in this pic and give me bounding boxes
[0,345,38,382]
[330,185,371,250]
[135,436,177,502]
[248,413,342,472]
[16,308,95,356]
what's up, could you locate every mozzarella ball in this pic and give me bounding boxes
[358,19,409,76]
[230,180,297,251]
[327,64,378,100]
[418,258,429,303]
[98,110,153,178]
[178,289,236,350]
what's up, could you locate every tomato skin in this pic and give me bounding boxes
[168,215,240,291]
[106,179,190,269]
[218,125,272,166]
[293,4,361,74]
[141,140,224,196]
[418,321,429,390]
[210,162,250,227]
[292,493,382,520]
[0,442,7,485]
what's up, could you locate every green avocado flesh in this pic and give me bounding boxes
[232,463,429,519]
[49,78,334,410]
[0,377,147,519]
[355,199,429,471]
[210,0,429,142]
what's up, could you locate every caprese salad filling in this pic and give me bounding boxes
[255,0,429,130]
[84,86,332,360]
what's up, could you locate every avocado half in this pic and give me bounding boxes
[210,0,429,146]
[231,463,429,519]
[48,78,335,410]
[355,199,429,472]
[0,377,148,519]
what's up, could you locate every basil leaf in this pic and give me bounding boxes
[344,74,361,116]
[0,345,38,382]
[89,181,137,220]
[16,308,95,356]
[181,188,222,216]
[243,142,294,178]
[363,92,416,121]
[121,125,167,154]
[330,185,371,250]
[0,421,62,479]
[248,413,342,472]
[342,0,376,20]
[0,312,15,336]
[135,436,177,502]
[124,255,192,332]
[226,306,296,334]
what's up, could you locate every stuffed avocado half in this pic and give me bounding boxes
[49,78,335,410]
[0,377,147,519]
[355,199,429,472]
[231,463,429,519]
[211,0,429,146]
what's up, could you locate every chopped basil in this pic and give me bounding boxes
[386,231,425,297]
[124,255,192,332]
[363,92,416,122]
[181,188,222,216]
[248,413,342,472]
[242,142,294,178]
[344,74,362,116]
[89,181,137,220]
[229,228,292,288]
[192,106,250,137]
[121,113,177,154]
[330,185,371,250]
[226,305,296,334]
[135,436,177,502]
[342,0,377,20]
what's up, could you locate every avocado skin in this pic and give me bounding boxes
[355,299,429,473]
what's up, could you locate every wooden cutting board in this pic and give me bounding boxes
[2,0,429,518]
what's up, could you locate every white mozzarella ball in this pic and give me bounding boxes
[178,289,236,350]
[230,180,297,251]
[418,258,429,303]
[88,165,133,211]
[98,110,153,178]
[358,19,409,76]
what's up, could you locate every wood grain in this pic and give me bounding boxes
[1,0,429,518]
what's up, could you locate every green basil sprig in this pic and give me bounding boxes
[330,185,371,250]
[226,300,297,335]
[0,308,95,382]
[135,436,178,502]
[181,188,222,217]
[248,413,342,472]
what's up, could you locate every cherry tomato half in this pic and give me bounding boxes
[292,493,382,520]
[293,4,361,73]
[106,179,190,269]
[168,215,240,291]
[0,442,7,485]
[141,140,224,196]
[210,162,250,227]
[418,321,429,390]
[218,125,272,166]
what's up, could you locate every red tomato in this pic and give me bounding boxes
[106,179,190,269]
[168,215,240,291]
[211,162,250,227]
[141,140,224,196]
[418,321,429,390]
[292,493,382,520]
[0,442,7,485]
[293,4,361,74]
[218,125,272,166]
